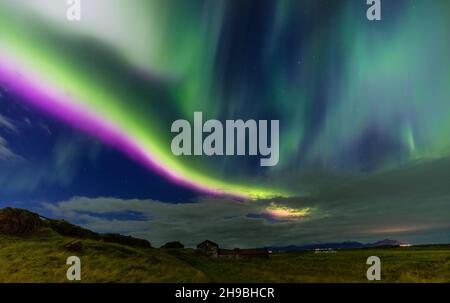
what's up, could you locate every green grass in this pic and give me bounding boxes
[0,228,206,283]
[170,246,450,283]
[1,229,449,282]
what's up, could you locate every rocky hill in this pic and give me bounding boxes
[0,207,151,248]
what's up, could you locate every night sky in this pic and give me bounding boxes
[1,0,450,247]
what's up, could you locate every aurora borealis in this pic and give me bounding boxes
[1,0,450,247]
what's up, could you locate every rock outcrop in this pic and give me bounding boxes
[43,219,100,240]
[0,207,151,248]
[0,208,42,235]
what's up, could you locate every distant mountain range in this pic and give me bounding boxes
[268,239,405,252]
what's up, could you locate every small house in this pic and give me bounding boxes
[197,240,270,259]
[197,240,219,257]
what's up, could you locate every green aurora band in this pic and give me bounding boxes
[1,0,450,198]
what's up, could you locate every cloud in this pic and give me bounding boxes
[0,111,23,162]
[41,157,450,248]
[0,135,101,194]
[0,113,18,133]
[0,114,22,161]
[0,97,98,193]
[0,136,24,162]
[43,196,326,248]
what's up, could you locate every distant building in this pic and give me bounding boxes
[197,240,269,259]
[197,240,219,257]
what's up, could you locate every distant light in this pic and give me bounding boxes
[400,244,412,247]
[264,203,312,219]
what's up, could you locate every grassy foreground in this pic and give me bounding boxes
[0,228,449,283]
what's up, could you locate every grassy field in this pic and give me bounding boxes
[0,228,449,283]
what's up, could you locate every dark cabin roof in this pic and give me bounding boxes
[197,240,219,248]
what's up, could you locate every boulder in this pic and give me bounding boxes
[0,207,42,235]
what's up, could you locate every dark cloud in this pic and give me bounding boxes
[41,158,450,248]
